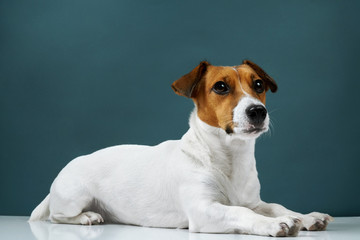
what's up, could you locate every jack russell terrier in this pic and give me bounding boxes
[30,60,333,237]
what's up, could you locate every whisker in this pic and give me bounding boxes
[267,117,275,138]
[268,108,280,114]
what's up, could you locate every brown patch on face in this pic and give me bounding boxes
[172,61,277,133]
[192,66,243,131]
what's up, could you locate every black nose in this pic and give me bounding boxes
[246,105,267,125]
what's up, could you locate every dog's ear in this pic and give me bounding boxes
[171,61,210,98]
[243,60,278,93]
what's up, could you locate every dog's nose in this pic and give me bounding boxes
[246,105,267,125]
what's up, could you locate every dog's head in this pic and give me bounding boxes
[172,60,277,139]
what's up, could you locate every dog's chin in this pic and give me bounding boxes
[232,126,268,139]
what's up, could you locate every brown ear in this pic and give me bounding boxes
[243,60,278,93]
[171,61,210,98]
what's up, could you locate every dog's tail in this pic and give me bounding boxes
[29,194,50,221]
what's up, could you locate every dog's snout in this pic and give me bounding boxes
[246,105,267,125]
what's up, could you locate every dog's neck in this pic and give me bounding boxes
[181,109,256,178]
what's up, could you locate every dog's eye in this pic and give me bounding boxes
[253,79,265,94]
[212,81,230,95]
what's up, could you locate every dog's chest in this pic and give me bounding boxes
[230,157,261,208]
[219,144,261,208]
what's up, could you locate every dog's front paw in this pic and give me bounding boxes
[301,212,333,231]
[270,216,302,237]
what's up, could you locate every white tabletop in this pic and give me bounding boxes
[0,216,359,240]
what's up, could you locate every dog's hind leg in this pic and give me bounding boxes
[48,172,104,225]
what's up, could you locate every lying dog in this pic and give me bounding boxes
[30,60,333,237]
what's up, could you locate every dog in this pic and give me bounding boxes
[30,60,333,237]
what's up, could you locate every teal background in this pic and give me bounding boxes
[1,0,359,216]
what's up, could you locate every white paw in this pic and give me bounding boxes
[301,212,333,231]
[79,211,104,225]
[269,216,302,237]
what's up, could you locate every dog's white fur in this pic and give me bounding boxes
[30,93,332,236]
